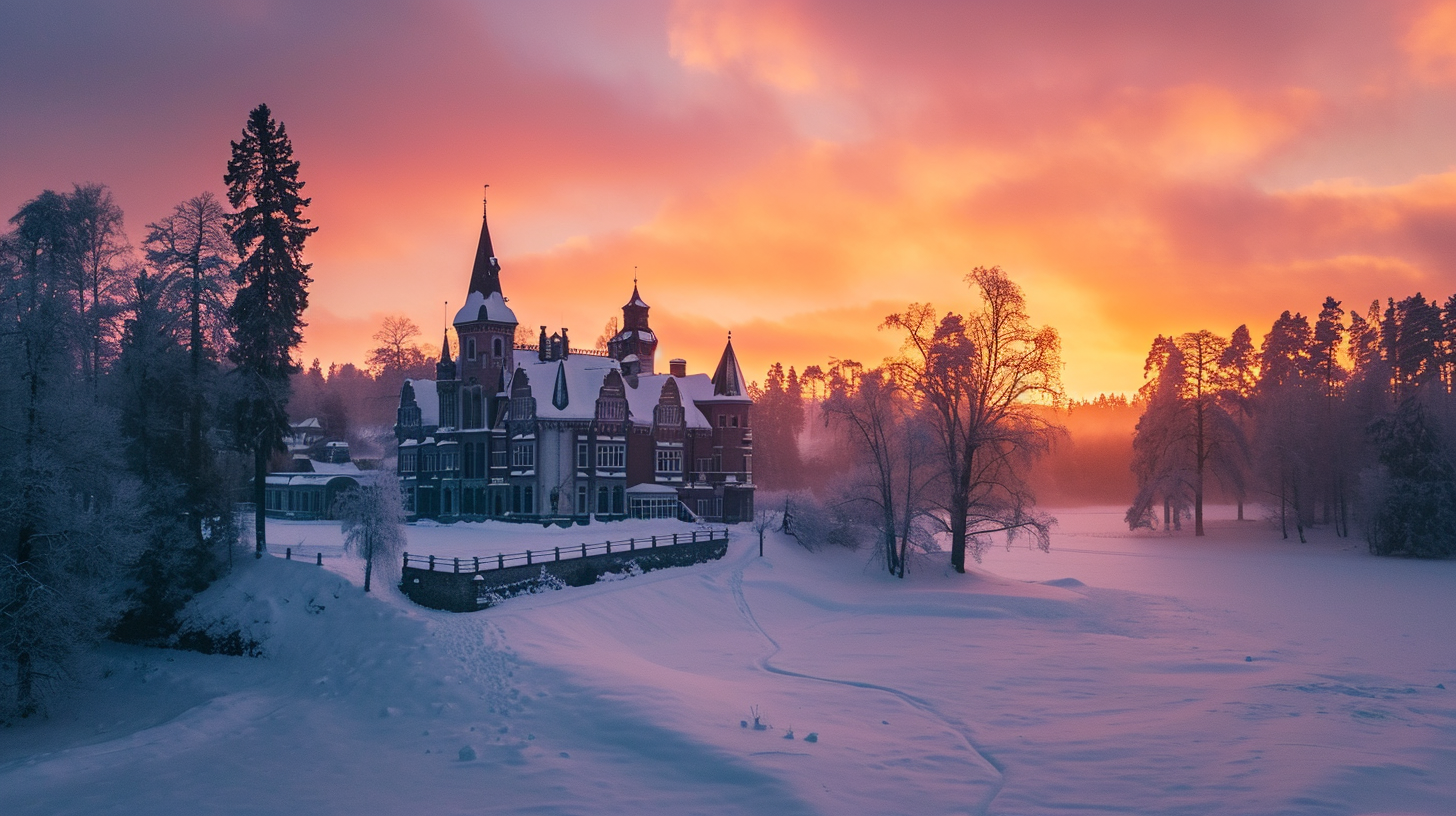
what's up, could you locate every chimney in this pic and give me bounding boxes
[561,327,570,357]
[670,358,687,377]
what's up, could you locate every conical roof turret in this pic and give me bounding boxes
[467,205,502,296]
[711,334,748,398]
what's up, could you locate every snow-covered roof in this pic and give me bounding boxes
[626,483,678,494]
[265,472,370,487]
[507,356,623,422]
[452,290,517,326]
[627,373,713,429]
[610,328,656,344]
[502,357,715,428]
[309,461,361,475]
[405,378,440,425]
[292,417,321,429]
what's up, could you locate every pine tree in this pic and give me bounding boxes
[224,104,315,557]
[1365,397,1456,558]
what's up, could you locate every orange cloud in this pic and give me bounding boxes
[8,1,1456,401]
[1406,1,1456,83]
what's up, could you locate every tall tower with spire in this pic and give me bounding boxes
[451,191,518,392]
[606,281,659,375]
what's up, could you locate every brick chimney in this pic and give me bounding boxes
[670,358,687,377]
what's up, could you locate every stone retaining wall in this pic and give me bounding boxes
[401,535,728,612]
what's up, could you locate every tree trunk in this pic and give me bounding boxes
[1279,472,1288,540]
[254,445,267,557]
[884,506,898,576]
[949,491,968,573]
[1194,398,1206,536]
[16,652,34,717]
[188,259,206,557]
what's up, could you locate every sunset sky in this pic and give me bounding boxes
[5,0,1456,398]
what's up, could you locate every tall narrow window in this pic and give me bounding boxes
[467,338,477,360]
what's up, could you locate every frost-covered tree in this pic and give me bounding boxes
[225,103,315,557]
[336,481,406,592]
[1127,330,1246,535]
[823,364,937,577]
[0,211,145,716]
[751,362,806,489]
[1363,397,1456,558]
[62,183,134,394]
[143,192,237,560]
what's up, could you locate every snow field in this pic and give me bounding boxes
[1,509,1454,815]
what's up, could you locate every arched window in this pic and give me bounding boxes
[467,338,477,360]
[493,337,503,358]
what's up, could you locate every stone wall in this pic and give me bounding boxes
[401,534,728,612]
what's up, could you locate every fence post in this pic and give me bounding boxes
[317,552,322,566]
[429,555,435,571]
[606,540,611,554]
[286,547,291,560]
[526,550,532,565]
[498,553,504,570]
[453,557,460,574]
[581,542,587,558]
[672,533,677,546]
[403,552,409,571]
[651,535,656,549]
[554,546,560,561]
[474,556,480,572]
[630,538,635,551]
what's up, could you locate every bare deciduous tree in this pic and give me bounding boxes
[366,315,429,375]
[595,317,620,352]
[823,364,936,577]
[884,267,1063,571]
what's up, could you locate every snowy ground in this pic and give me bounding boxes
[3,507,1455,815]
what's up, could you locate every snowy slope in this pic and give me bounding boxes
[3,509,1455,815]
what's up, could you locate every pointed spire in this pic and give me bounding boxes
[440,332,452,363]
[711,333,747,397]
[467,187,502,296]
[552,360,570,410]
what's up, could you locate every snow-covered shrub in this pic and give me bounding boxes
[777,491,863,551]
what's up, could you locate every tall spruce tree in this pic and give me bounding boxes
[224,104,315,557]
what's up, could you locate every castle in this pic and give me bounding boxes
[393,205,755,523]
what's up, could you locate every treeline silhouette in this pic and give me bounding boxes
[1129,294,1456,557]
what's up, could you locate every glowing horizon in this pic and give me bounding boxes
[4,1,1456,399]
